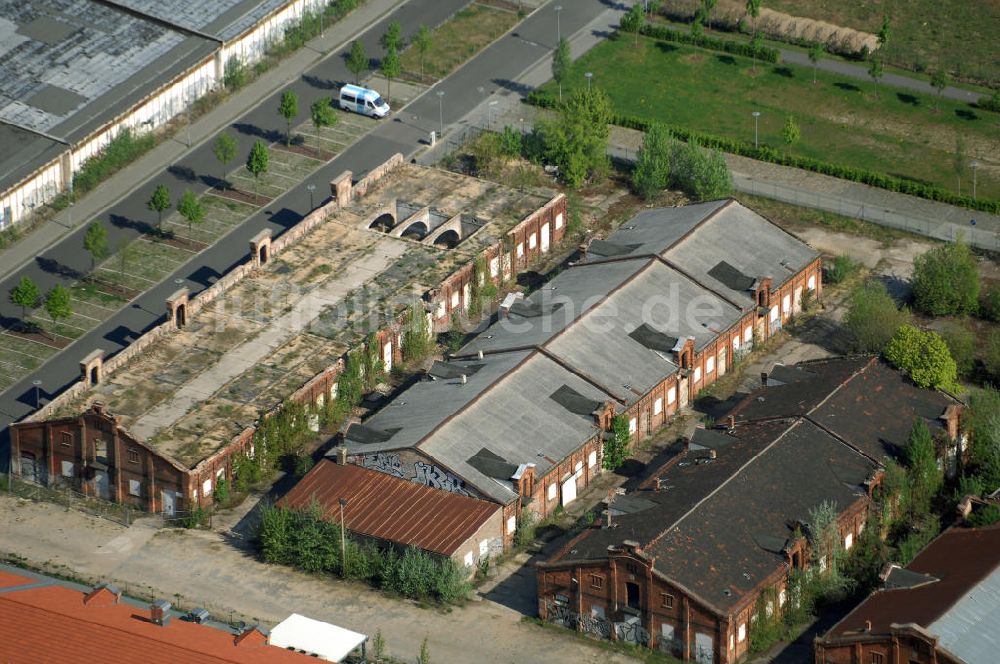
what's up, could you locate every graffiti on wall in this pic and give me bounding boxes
[358,453,470,496]
[614,620,650,646]
[579,613,611,639]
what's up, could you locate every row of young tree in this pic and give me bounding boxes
[257,501,472,605]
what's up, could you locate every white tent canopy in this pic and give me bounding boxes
[269,613,367,662]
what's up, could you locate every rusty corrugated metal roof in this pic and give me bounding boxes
[278,460,499,556]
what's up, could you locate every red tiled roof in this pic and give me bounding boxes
[0,582,314,663]
[0,570,33,588]
[829,524,1000,637]
[278,460,500,556]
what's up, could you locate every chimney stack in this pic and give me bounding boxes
[727,415,735,429]
[337,446,348,465]
[150,599,172,626]
[760,371,768,387]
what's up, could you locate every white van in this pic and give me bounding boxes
[338,84,390,118]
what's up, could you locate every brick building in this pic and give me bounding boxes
[535,357,963,663]
[343,199,822,547]
[279,458,504,571]
[815,524,1000,664]
[0,567,347,662]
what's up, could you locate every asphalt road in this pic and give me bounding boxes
[0,0,612,452]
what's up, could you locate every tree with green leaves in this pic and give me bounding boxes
[380,46,401,99]
[551,37,572,102]
[965,388,1000,494]
[808,42,823,83]
[620,3,644,47]
[147,183,171,232]
[43,283,72,334]
[984,328,1000,380]
[278,90,299,146]
[115,237,133,285]
[380,20,403,53]
[603,414,630,470]
[868,57,883,99]
[877,14,891,52]
[9,276,40,322]
[905,419,943,516]
[690,12,705,39]
[413,25,433,78]
[537,86,612,188]
[417,637,431,664]
[911,239,979,316]
[177,190,205,237]
[632,122,672,199]
[930,70,948,111]
[701,0,717,28]
[347,40,368,85]
[749,31,764,73]
[884,324,958,391]
[781,115,800,149]
[401,300,433,362]
[245,140,269,201]
[745,0,761,35]
[83,222,108,271]
[212,132,238,187]
[942,321,976,379]
[844,281,910,353]
[310,98,338,132]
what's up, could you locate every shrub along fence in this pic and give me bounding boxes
[258,502,472,605]
[638,22,780,63]
[526,93,1000,215]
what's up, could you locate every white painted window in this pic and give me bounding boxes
[507,515,516,534]
[463,283,471,309]
[479,539,489,556]
[591,605,605,620]
[782,294,791,315]
[216,467,225,480]
[765,601,774,617]
[574,461,583,473]
[129,479,141,497]
[588,451,597,468]
[779,589,786,607]
[61,461,74,478]
[738,623,746,642]
[383,341,393,372]
[729,634,735,651]
[464,551,474,567]
[858,520,865,535]
[628,417,637,435]
[807,275,816,290]
[844,533,853,550]
[516,242,524,257]
[202,478,212,496]
[819,555,827,572]
[548,484,557,501]
[331,382,339,399]
[662,623,675,641]
[654,398,663,415]
[555,212,564,230]
[769,305,779,322]
[489,256,499,277]
[693,367,702,382]
[744,326,752,343]
[529,233,537,249]
[667,387,677,405]
[732,335,740,350]
[541,224,550,252]
[436,300,446,319]
[706,356,715,374]
[450,291,460,308]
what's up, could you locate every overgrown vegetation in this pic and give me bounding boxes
[843,281,910,353]
[884,324,958,391]
[823,255,859,285]
[603,415,630,470]
[631,122,731,201]
[911,239,980,316]
[257,502,471,605]
[73,129,157,196]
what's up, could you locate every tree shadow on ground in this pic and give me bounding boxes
[834,81,861,92]
[167,165,198,183]
[955,108,978,121]
[492,78,532,96]
[35,256,83,280]
[787,313,854,355]
[109,213,157,236]
[772,66,794,78]
[303,74,338,90]
[232,122,283,144]
[717,54,737,66]
[897,92,919,106]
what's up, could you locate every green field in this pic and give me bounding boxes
[546,35,1000,199]
[762,0,1000,85]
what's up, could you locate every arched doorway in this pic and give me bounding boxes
[369,212,395,232]
[175,303,186,327]
[401,221,428,240]
[258,244,268,265]
[433,229,460,248]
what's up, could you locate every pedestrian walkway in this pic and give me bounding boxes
[0,0,406,283]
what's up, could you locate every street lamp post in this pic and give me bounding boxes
[32,379,42,410]
[971,160,980,201]
[339,498,348,577]
[555,5,562,43]
[488,100,498,131]
[751,111,761,149]
[307,184,316,210]
[519,117,525,135]
[436,90,445,136]
[585,71,593,91]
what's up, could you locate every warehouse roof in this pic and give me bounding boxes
[279,460,500,557]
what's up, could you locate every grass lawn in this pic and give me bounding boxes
[548,35,1000,200]
[762,0,1000,85]
[400,3,520,81]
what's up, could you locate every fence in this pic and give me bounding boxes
[733,174,1000,252]
[1,472,137,526]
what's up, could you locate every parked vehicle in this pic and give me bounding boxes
[338,84,390,118]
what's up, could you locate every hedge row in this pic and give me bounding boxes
[638,22,780,64]
[526,93,1000,215]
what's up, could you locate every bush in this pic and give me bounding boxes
[967,504,1000,528]
[223,57,248,90]
[638,22,780,63]
[536,87,612,188]
[603,415,630,470]
[884,325,958,390]
[984,329,1000,380]
[514,509,537,548]
[824,255,859,284]
[524,95,1000,216]
[213,478,230,505]
[942,321,976,378]
[981,284,1000,322]
[979,88,1000,114]
[73,129,157,196]
[293,453,314,478]
[843,281,910,353]
[911,240,980,316]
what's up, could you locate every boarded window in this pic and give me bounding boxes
[590,574,604,589]
[59,431,73,447]
[129,479,141,497]
[127,448,140,463]
[654,398,663,415]
[661,593,674,608]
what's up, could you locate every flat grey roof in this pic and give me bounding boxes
[114,0,292,41]
[928,562,1000,663]
[0,124,66,194]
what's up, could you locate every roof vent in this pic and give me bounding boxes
[150,599,172,626]
[460,374,467,385]
[477,350,484,359]
[709,449,717,460]
[185,608,210,624]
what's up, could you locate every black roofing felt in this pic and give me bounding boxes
[428,361,484,380]
[707,260,756,292]
[588,239,642,257]
[883,566,940,591]
[346,424,401,445]
[467,447,518,480]
[628,323,680,354]
[550,384,602,418]
[508,300,564,318]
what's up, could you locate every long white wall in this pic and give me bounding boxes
[0,0,330,232]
